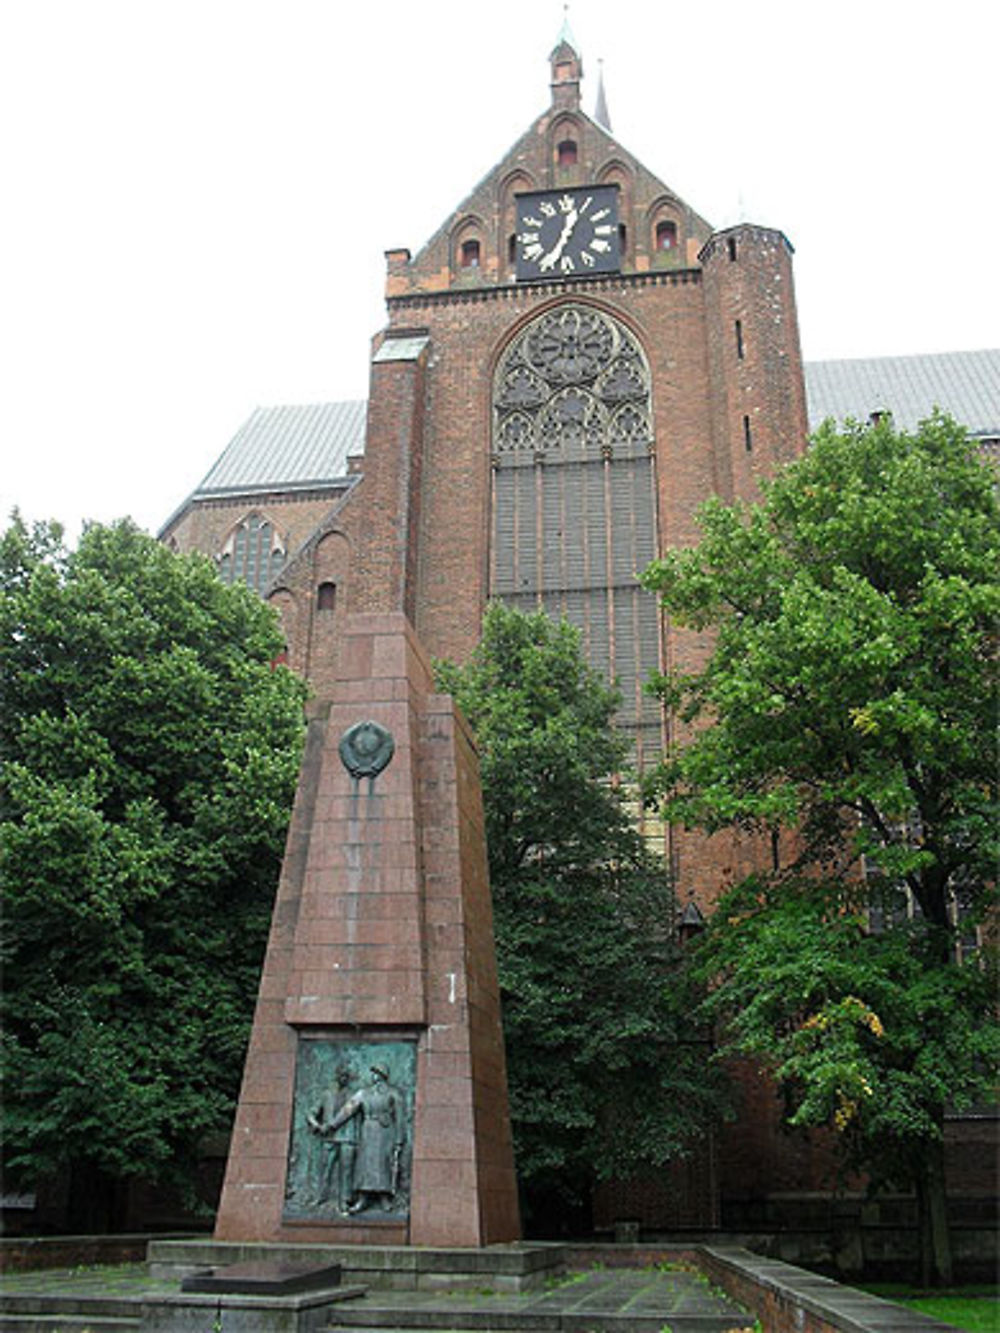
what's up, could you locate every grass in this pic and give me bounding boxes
[861,1283,999,1333]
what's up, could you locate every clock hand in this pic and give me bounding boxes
[539,208,578,271]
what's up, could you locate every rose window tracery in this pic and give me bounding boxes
[494,304,651,458]
[522,306,616,385]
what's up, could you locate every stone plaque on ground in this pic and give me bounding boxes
[181,1261,343,1294]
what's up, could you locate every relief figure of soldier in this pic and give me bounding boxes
[327,1062,406,1214]
[305,1064,358,1213]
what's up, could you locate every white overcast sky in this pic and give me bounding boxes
[2,0,997,542]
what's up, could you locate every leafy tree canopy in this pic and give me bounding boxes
[641,412,997,930]
[437,603,722,1220]
[1,516,306,1223]
[641,414,999,1283]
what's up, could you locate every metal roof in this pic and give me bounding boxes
[193,400,367,497]
[804,350,1000,438]
[172,351,998,528]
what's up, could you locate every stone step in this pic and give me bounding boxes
[327,1310,752,1333]
[0,1317,139,1333]
[328,1322,750,1333]
[0,1294,139,1319]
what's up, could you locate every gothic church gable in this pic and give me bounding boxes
[387,45,712,299]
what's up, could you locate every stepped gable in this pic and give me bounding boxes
[385,32,712,299]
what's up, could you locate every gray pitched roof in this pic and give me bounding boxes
[804,350,1000,438]
[193,400,367,497]
[167,352,999,537]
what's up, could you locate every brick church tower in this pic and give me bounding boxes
[166,25,813,1232]
[158,27,1000,1239]
[251,23,807,905]
[172,30,802,792]
[161,15,812,974]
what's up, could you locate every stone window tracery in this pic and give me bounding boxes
[494,305,651,459]
[217,513,286,594]
[491,304,662,764]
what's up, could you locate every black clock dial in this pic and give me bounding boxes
[515,186,620,281]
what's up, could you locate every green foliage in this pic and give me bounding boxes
[641,413,998,926]
[641,415,999,1282]
[436,600,633,879]
[437,602,723,1207]
[0,515,306,1208]
[696,877,998,1180]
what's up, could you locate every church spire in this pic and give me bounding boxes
[593,58,612,131]
[549,7,582,111]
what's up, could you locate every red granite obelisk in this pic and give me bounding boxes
[214,612,520,1245]
[214,335,520,1245]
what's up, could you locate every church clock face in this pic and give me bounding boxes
[515,185,620,281]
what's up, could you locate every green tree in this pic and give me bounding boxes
[0,516,306,1227]
[437,601,722,1229]
[640,413,999,1284]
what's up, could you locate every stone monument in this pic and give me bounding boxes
[213,611,521,1245]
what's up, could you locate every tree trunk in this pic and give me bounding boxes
[915,1133,953,1287]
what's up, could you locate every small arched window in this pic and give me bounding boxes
[655,220,677,251]
[317,581,337,612]
[557,139,578,167]
[460,239,480,268]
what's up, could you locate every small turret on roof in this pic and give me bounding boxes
[549,8,582,111]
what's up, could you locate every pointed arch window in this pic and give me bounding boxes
[557,139,578,167]
[217,513,286,595]
[491,304,662,766]
[460,239,480,268]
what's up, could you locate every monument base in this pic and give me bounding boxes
[148,1238,565,1294]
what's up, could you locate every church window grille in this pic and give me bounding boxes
[217,514,286,595]
[492,303,663,765]
[460,239,481,268]
[557,138,578,167]
[655,220,677,250]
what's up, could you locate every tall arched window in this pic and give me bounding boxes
[217,513,286,594]
[491,304,663,765]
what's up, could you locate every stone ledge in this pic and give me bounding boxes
[143,1284,365,1333]
[0,1234,199,1274]
[699,1245,965,1333]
